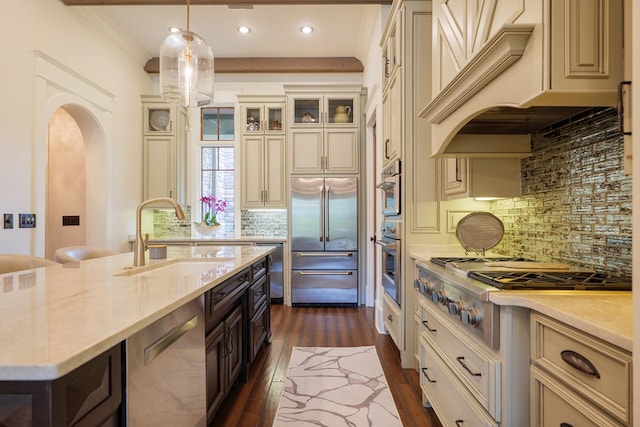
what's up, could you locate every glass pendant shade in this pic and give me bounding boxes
[160,30,214,108]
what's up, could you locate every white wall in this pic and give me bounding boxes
[0,0,154,255]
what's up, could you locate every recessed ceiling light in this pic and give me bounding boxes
[238,26,251,34]
[300,26,314,34]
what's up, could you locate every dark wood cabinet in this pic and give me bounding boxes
[205,304,244,422]
[205,267,250,425]
[205,255,272,425]
[0,344,123,427]
[247,258,271,365]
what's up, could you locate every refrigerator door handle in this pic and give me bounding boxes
[325,186,331,242]
[296,252,354,257]
[296,271,354,276]
[319,186,325,242]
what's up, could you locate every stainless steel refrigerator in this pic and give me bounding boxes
[290,177,358,305]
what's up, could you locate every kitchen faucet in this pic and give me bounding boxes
[134,197,185,267]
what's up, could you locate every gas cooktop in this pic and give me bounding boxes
[430,256,632,291]
[468,270,632,291]
[429,256,531,267]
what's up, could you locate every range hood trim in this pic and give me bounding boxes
[420,24,535,125]
[435,134,531,159]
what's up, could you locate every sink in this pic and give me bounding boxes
[115,259,234,278]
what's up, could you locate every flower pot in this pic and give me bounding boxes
[193,221,222,237]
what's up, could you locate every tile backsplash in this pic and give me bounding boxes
[151,208,287,238]
[490,108,632,275]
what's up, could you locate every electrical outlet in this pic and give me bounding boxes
[18,213,36,228]
[3,214,13,229]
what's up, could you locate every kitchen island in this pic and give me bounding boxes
[0,244,276,425]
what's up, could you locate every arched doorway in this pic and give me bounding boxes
[44,105,109,259]
[35,52,113,258]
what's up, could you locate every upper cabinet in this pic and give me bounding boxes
[240,101,284,135]
[238,96,287,209]
[285,85,362,174]
[622,0,632,174]
[288,92,358,128]
[141,96,187,204]
[442,158,520,200]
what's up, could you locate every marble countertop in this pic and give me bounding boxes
[0,245,276,381]
[147,235,287,244]
[409,245,632,352]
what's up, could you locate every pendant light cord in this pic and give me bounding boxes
[186,0,191,33]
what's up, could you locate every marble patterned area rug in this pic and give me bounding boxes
[273,346,403,426]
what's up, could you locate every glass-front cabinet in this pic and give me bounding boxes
[289,93,357,127]
[241,102,284,134]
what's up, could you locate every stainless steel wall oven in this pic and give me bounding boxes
[377,160,401,217]
[378,221,401,307]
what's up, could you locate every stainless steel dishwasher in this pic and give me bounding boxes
[126,296,206,426]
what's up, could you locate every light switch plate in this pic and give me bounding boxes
[18,213,36,228]
[3,214,13,229]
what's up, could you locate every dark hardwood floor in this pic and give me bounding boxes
[213,304,443,427]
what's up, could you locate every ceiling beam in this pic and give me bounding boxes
[62,0,391,5]
[144,57,364,73]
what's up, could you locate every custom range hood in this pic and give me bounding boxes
[420,1,624,158]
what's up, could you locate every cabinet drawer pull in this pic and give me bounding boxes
[560,423,574,427]
[421,368,436,383]
[456,357,481,377]
[455,420,464,426]
[421,320,436,333]
[560,350,600,379]
[387,314,393,321]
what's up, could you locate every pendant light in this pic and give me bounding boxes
[159,0,214,108]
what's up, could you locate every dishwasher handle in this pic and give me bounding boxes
[144,314,198,366]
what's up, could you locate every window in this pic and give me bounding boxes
[201,107,234,141]
[200,106,236,233]
[201,147,234,232]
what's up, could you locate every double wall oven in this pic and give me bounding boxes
[377,159,401,307]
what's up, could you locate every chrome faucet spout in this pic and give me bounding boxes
[134,197,185,267]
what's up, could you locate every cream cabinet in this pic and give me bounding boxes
[285,85,361,174]
[382,73,401,166]
[383,293,403,349]
[238,96,287,209]
[241,135,286,209]
[141,96,187,204]
[442,158,521,200]
[530,312,632,426]
[622,0,632,174]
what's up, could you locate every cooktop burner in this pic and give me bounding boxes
[430,256,529,267]
[468,270,632,291]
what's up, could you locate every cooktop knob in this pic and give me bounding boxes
[448,301,463,316]
[432,289,447,304]
[460,307,480,326]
